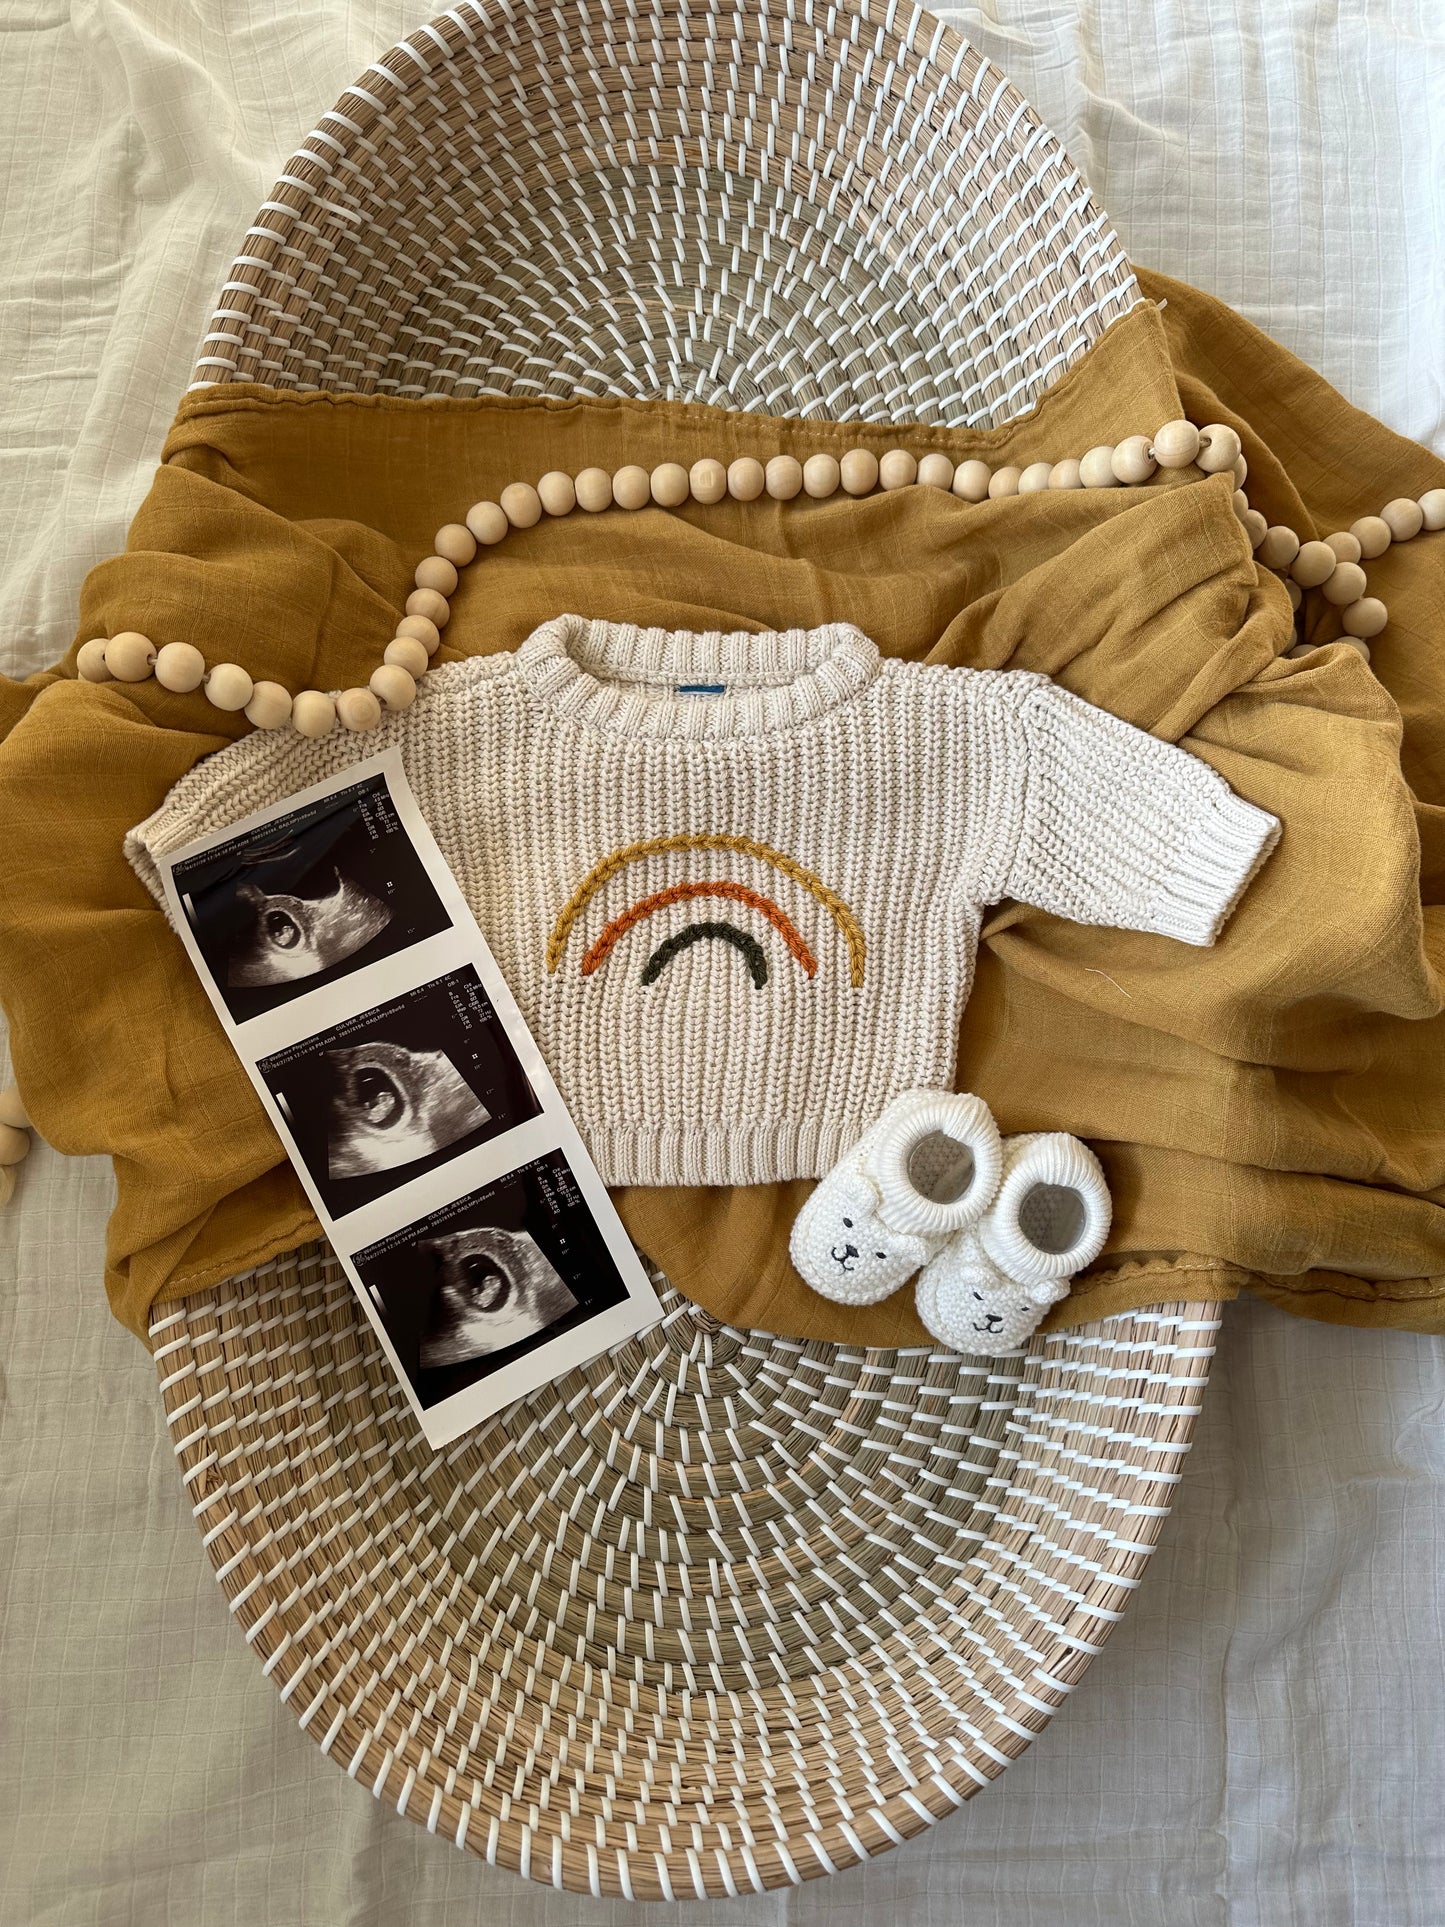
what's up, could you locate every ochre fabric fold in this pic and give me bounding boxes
[1,273,1443,1345]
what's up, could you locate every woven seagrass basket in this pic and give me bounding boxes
[152,0,1220,1899]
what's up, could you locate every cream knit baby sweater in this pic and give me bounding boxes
[126,616,1281,1186]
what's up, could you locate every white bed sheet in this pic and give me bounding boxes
[2,4,1444,1923]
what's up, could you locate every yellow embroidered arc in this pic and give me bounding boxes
[545,833,867,987]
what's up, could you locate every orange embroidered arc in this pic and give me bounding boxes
[580,882,818,978]
[545,832,866,986]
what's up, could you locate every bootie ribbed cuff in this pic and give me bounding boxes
[869,1090,1003,1240]
[976,1131,1111,1284]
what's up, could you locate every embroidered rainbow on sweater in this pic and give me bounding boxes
[546,833,866,987]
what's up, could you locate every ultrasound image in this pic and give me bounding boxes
[258,967,540,1216]
[172,773,452,1022]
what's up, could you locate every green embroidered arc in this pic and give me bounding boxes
[639,920,769,990]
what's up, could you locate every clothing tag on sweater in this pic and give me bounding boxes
[675,682,726,695]
[150,747,662,1448]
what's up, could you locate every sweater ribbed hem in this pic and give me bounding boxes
[1151,788,1281,947]
[588,1116,865,1186]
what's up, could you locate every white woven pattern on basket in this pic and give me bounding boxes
[151,1248,1215,1900]
[190,0,1140,424]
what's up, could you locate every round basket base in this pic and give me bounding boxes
[153,1245,1215,1900]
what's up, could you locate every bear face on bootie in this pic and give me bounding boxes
[913,1236,1070,1354]
[788,1160,937,1306]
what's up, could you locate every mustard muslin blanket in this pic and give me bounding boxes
[2,269,1443,1346]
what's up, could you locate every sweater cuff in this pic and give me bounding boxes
[1151,788,1281,947]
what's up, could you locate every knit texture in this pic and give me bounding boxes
[125,615,1281,1186]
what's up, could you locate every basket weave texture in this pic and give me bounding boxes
[154,1251,1215,1900]
[193,0,1139,423]
[149,0,1212,1897]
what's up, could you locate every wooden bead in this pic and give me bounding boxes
[465,500,509,545]
[1018,461,1053,493]
[1322,561,1368,607]
[916,452,954,490]
[336,686,381,732]
[395,614,441,654]
[764,454,803,500]
[104,631,156,681]
[1196,423,1243,474]
[1338,636,1372,663]
[840,448,879,496]
[650,462,690,508]
[1286,579,1303,610]
[1243,509,1268,549]
[0,1122,29,1167]
[292,690,337,738]
[1150,420,1200,469]
[76,638,113,682]
[1233,454,1248,488]
[499,484,541,531]
[1112,435,1157,484]
[1325,531,1362,565]
[406,588,450,627]
[384,636,431,677]
[575,466,614,512]
[433,523,477,567]
[1290,540,1337,588]
[1349,515,1392,559]
[1419,488,1445,532]
[415,554,459,594]
[1381,496,1424,542]
[537,471,577,516]
[1079,445,1119,489]
[802,453,840,499]
[726,457,765,502]
[951,459,991,502]
[0,1086,30,1130]
[1048,458,1083,490]
[370,663,418,712]
[1232,489,1251,524]
[688,459,727,506]
[1342,597,1388,639]
[878,449,917,490]
[244,680,293,729]
[203,663,253,711]
[614,464,652,510]
[988,465,1022,498]
[1284,641,1313,659]
[1257,526,1300,571]
[155,641,206,692]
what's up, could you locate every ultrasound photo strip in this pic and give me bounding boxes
[151,748,663,1446]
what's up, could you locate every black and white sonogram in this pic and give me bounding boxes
[171,773,451,1021]
[353,1151,631,1408]
[257,968,541,1215]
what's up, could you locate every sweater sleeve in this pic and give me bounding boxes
[1000,679,1281,947]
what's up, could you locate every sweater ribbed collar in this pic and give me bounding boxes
[513,613,881,740]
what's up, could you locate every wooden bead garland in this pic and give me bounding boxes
[0,1083,34,1206]
[79,417,1443,730]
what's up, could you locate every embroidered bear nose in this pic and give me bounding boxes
[832,1243,859,1267]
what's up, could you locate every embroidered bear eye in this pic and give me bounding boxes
[842,1218,853,1229]
[972,1291,983,1301]
[875,1251,887,1261]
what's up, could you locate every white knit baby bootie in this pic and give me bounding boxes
[790,1090,1004,1306]
[915,1132,1111,1355]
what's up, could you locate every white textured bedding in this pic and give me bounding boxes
[2,4,1444,1923]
